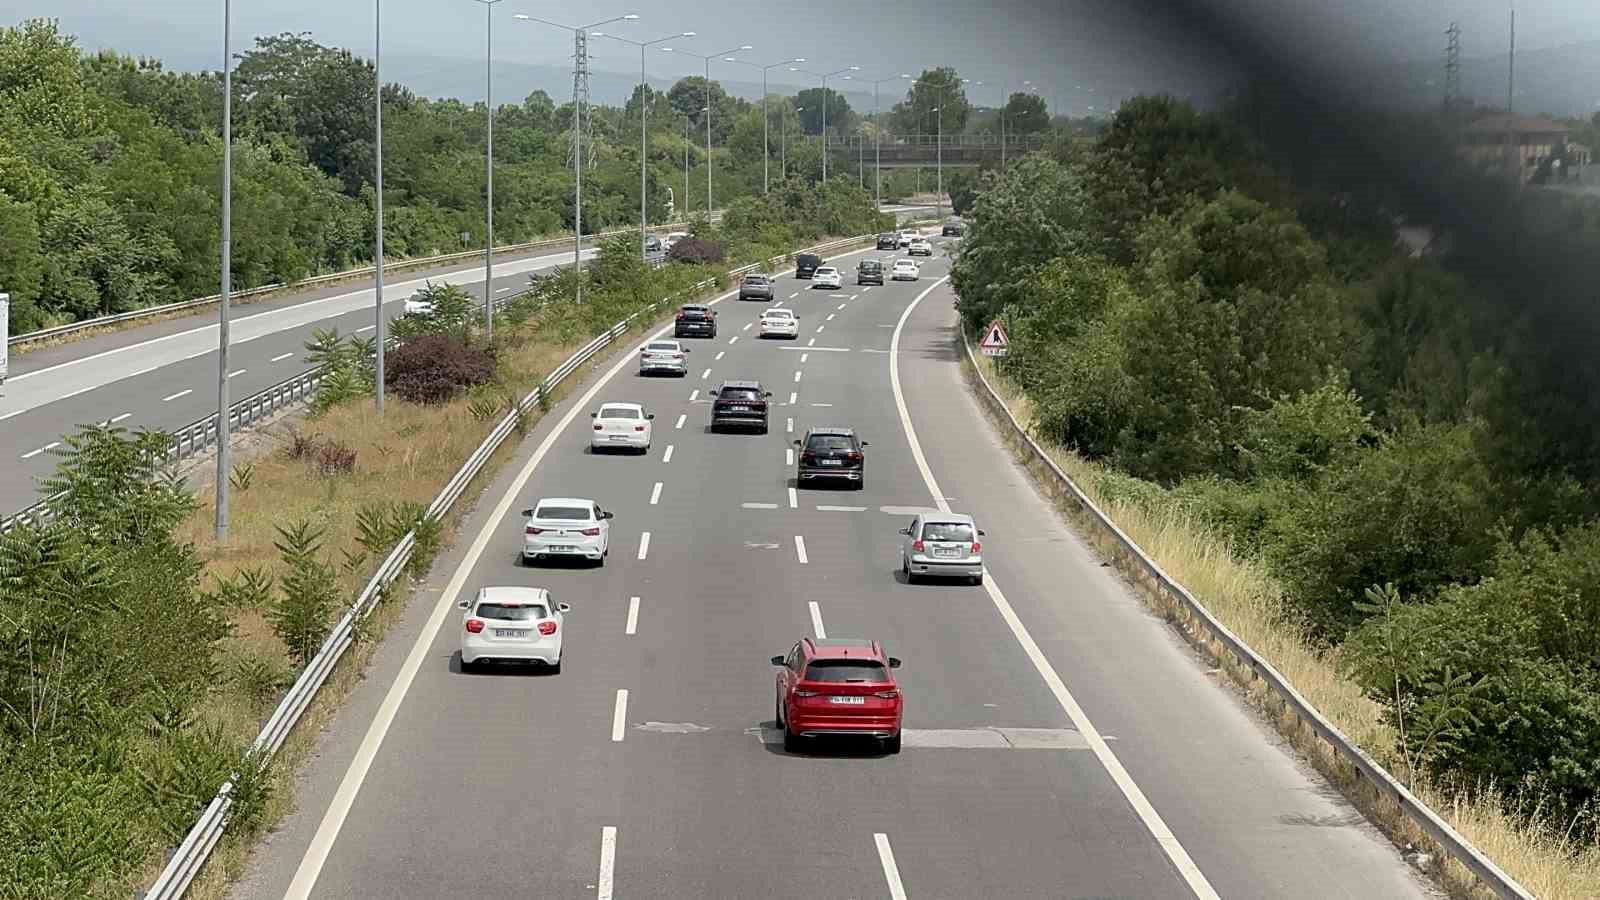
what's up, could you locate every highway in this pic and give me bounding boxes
[0,207,933,515]
[227,235,1439,899]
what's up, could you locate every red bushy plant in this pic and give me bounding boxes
[385,333,496,404]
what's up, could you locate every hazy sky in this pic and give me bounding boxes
[5,0,1598,113]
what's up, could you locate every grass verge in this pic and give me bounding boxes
[961,341,1600,900]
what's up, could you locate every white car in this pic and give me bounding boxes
[459,586,571,673]
[759,308,800,339]
[661,231,690,252]
[891,259,920,281]
[898,230,917,248]
[908,238,933,257]
[403,294,434,316]
[590,402,654,454]
[811,266,842,290]
[521,497,613,566]
[639,339,690,377]
[898,512,985,585]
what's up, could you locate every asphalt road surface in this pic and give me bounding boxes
[226,235,1438,900]
[0,207,935,515]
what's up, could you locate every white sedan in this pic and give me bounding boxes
[908,238,933,256]
[590,402,653,454]
[811,266,842,290]
[891,259,921,281]
[759,308,800,339]
[521,497,613,566]
[458,586,571,673]
[639,339,690,377]
[403,294,434,316]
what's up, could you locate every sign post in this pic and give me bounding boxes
[978,319,1009,357]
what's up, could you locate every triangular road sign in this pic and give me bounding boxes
[979,320,1009,355]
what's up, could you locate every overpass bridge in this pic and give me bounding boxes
[824,133,1051,169]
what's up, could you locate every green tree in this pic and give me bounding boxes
[891,67,970,136]
[1003,92,1050,135]
[233,32,377,194]
[794,86,854,137]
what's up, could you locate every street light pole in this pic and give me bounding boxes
[785,105,802,179]
[723,56,805,193]
[866,73,910,211]
[666,44,751,218]
[466,0,505,336]
[934,104,942,219]
[374,0,385,411]
[215,0,233,541]
[593,29,697,259]
[791,65,858,182]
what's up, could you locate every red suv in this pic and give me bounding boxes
[771,637,903,754]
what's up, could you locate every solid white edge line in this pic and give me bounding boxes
[612,689,628,742]
[875,833,908,900]
[788,486,798,509]
[598,826,618,900]
[808,600,826,639]
[281,246,883,899]
[637,531,651,560]
[625,597,640,636]
[663,444,674,463]
[649,482,662,505]
[795,535,808,565]
[888,277,1220,900]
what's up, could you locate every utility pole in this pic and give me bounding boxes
[374,0,385,412]
[1506,7,1518,184]
[1444,21,1462,114]
[215,0,233,541]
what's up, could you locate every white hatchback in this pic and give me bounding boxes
[639,339,691,377]
[811,266,842,289]
[458,586,570,673]
[759,308,800,339]
[898,512,985,584]
[590,402,653,454]
[891,259,920,281]
[522,498,613,566]
[908,238,933,256]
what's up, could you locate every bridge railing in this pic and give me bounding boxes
[825,133,1051,150]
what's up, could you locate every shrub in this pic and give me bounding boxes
[384,333,496,404]
[667,236,725,265]
[313,438,357,475]
[391,280,474,342]
[268,520,341,667]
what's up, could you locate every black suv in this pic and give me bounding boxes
[942,218,965,237]
[673,304,717,338]
[857,258,884,285]
[794,427,868,489]
[877,232,899,250]
[710,380,772,433]
[738,273,774,302]
[794,253,822,279]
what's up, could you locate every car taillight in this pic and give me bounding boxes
[846,451,862,461]
[537,620,557,636]
[634,425,646,432]
[465,619,484,633]
[971,542,982,554]
[754,400,767,410]
[875,690,899,699]
[801,450,816,461]
[526,526,544,535]
[676,311,685,320]
[912,539,925,552]
[579,527,601,536]
[794,690,819,697]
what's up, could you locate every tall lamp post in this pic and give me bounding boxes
[468,0,504,336]
[783,105,802,179]
[790,65,859,182]
[865,73,910,210]
[720,55,806,193]
[515,11,640,304]
[593,28,697,259]
[215,0,234,540]
[374,0,386,411]
[665,43,752,217]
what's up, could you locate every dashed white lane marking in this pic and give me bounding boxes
[875,834,908,900]
[888,275,1220,900]
[650,482,662,505]
[816,324,825,333]
[740,324,751,333]
[786,448,795,466]
[810,402,832,407]
[689,389,699,402]
[270,352,294,362]
[162,389,193,402]
[816,505,867,512]
[228,369,247,378]
[715,351,725,361]
[807,338,816,347]
[877,324,896,328]
[800,353,809,363]
[795,535,809,565]
[663,445,674,463]
[786,417,794,434]
[789,292,799,298]
[826,313,836,321]
[611,691,629,742]
[838,303,848,311]
[110,412,132,424]
[788,392,798,404]
[861,349,892,354]
[674,414,686,429]
[700,368,712,379]
[781,346,847,352]
[808,600,825,638]
[636,532,651,560]
[862,286,873,292]
[356,325,376,333]
[625,597,640,636]
[597,826,618,899]
[788,487,798,509]
[729,335,740,345]
[742,502,779,509]
[21,442,59,460]
[793,371,802,383]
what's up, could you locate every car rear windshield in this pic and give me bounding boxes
[922,521,975,542]
[804,660,890,683]
[535,506,590,520]
[599,406,640,419]
[860,261,881,269]
[806,435,855,451]
[744,275,769,284]
[646,342,679,352]
[681,307,709,316]
[815,267,837,275]
[719,388,761,401]
[475,603,548,621]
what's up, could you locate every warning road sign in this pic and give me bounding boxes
[979,320,1009,357]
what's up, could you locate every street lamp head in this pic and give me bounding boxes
[739,44,753,50]
[848,65,860,71]
[723,57,737,62]
[623,14,639,19]
[681,31,696,36]
[513,13,529,19]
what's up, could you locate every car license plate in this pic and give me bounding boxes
[933,546,961,558]
[829,696,866,705]
[608,435,628,441]
[820,459,843,466]
[549,544,576,552]
[495,629,529,638]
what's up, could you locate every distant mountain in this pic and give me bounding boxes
[1366,39,1600,119]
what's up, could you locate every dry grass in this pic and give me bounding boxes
[963,348,1600,900]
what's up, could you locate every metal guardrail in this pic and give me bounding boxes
[135,231,884,900]
[7,215,726,350]
[960,332,1534,900]
[826,133,1051,149]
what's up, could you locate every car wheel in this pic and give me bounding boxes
[883,734,902,755]
[783,724,803,753]
[775,695,785,728]
[904,559,917,584]
[460,655,475,674]
[549,659,562,675]
[969,574,983,586]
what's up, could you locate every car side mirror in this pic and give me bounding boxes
[684,347,692,353]
[978,529,986,536]
[602,511,615,519]
[888,657,902,668]
[646,413,655,420]
[709,389,719,396]
[793,439,802,446]
[520,508,534,518]
[770,655,785,666]
[763,391,773,398]
[557,602,572,613]
[897,527,910,535]
[457,600,471,610]
[590,412,597,418]
[860,441,869,447]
